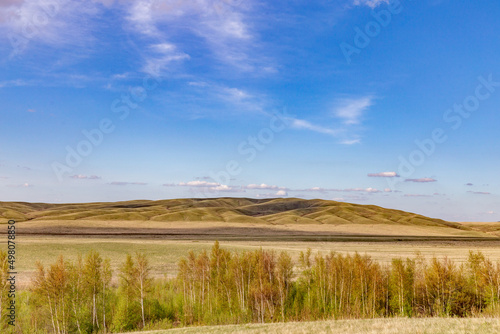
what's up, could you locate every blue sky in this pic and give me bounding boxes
[0,0,499,222]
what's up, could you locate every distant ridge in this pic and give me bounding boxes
[0,197,467,230]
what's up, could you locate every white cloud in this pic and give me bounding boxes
[286,95,374,143]
[368,171,399,178]
[467,191,491,195]
[178,180,219,187]
[127,0,159,36]
[363,187,380,193]
[212,184,244,192]
[255,190,288,198]
[70,174,101,180]
[166,180,244,193]
[289,118,339,136]
[352,0,390,9]
[142,42,190,77]
[299,187,382,193]
[184,81,266,116]
[404,194,432,197]
[1,0,106,55]
[7,182,33,187]
[405,178,437,183]
[126,0,264,73]
[340,138,361,145]
[334,96,373,125]
[220,87,251,102]
[0,79,33,88]
[245,183,288,190]
[307,187,328,192]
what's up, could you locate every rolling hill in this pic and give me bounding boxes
[0,197,469,230]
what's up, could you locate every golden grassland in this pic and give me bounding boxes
[123,318,500,334]
[3,198,500,333]
[0,197,475,229]
[11,236,500,288]
[2,197,500,288]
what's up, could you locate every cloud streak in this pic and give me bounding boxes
[164,180,245,193]
[244,183,288,190]
[334,96,373,125]
[70,174,101,180]
[405,178,437,183]
[368,171,399,178]
[352,0,390,9]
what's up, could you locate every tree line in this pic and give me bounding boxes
[2,242,500,333]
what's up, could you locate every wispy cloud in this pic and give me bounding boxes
[404,194,432,197]
[244,183,289,190]
[340,138,361,145]
[288,118,339,136]
[351,0,390,9]
[180,81,266,117]
[298,186,382,193]
[126,0,267,74]
[142,42,190,77]
[16,165,31,170]
[291,95,374,144]
[334,96,373,125]
[405,178,437,183]
[70,174,101,180]
[343,187,381,193]
[1,0,107,55]
[177,180,220,187]
[7,182,32,188]
[110,181,147,186]
[256,190,288,198]
[368,171,399,178]
[164,180,245,193]
[467,191,491,195]
[211,184,245,193]
[0,79,35,88]
[299,187,330,193]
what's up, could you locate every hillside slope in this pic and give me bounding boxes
[0,197,466,230]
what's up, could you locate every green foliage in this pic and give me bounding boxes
[111,298,141,332]
[13,246,500,333]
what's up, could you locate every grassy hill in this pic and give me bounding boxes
[0,197,465,229]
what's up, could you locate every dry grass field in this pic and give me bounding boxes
[11,236,500,288]
[123,318,500,334]
[2,198,500,333]
[0,198,479,229]
[1,198,500,288]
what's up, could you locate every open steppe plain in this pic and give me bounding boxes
[1,197,500,289]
